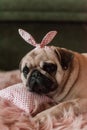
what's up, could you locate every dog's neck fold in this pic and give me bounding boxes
[53,55,80,102]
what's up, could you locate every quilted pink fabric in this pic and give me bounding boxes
[0,83,53,115]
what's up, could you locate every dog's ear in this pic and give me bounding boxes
[55,48,74,70]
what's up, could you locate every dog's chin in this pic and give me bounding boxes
[27,84,57,95]
[28,87,52,95]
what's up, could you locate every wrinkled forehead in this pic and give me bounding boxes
[31,47,54,57]
[21,46,57,68]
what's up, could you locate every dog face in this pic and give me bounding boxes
[20,46,74,97]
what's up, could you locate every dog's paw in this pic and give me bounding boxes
[33,111,50,124]
[33,105,63,124]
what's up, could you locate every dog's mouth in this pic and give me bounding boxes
[26,70,57,94]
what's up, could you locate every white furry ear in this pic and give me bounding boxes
[40,31,57,48]
[18,29,37,47]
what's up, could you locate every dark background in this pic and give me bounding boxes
[0,0,87,70]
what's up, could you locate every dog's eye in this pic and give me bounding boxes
[23,66,29,78]
[43,63,57,74]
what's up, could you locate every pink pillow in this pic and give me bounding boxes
[0,83,54,115]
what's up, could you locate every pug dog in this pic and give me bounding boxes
[19,29,87,123]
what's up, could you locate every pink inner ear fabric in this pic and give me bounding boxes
[0,83,53,114]
[40,31,57,48]
[18,29,57,48]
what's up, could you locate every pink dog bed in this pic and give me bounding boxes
[0,70,87,130]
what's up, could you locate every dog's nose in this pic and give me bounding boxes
[31,70,41,78]
[28,70,42,93]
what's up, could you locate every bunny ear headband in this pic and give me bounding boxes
[18,29,57,48]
